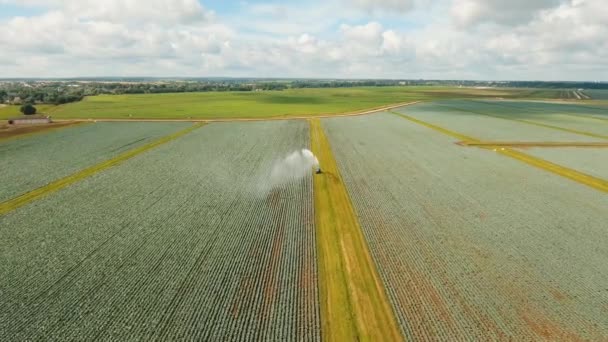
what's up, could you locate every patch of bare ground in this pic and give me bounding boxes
[0,121,81,141]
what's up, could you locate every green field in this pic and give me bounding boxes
[396,100,608,141]
[0,104,55,120]
[323,110,608,340]
[0,121,320,340]
[0,122,190,202]
[1,98,607,340]
[4,87,606,121]
[584,89,608,100]
[2,86,564,120]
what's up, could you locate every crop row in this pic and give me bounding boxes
[520,147,608,180]
[0,121,191,202]
[400,100,608,182]
[397,100,607,142]
[0,120,320,341]
[456,99,608,138]
[322,113,608,340]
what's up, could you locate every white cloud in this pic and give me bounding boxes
[0,0,606,80]
[349,0,415,13]
[1,0,211,24]
[451,0,563,27]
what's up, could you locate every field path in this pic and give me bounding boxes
[309,118,403,341]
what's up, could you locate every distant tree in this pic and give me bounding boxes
[20,103,37,115]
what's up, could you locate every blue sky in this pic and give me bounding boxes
[0,0,606,80]
[0,4,46,18]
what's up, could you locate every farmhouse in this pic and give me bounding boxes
[8,115,52,125]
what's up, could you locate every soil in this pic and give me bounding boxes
[0,122,80,140]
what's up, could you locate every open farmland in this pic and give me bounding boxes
[1,95,607,340]
[520,148,608,179]
[0,121,319,340]
[0,122,191,202]
[39,86,537,120]
[395,100,608,142]
[0,104,56,120]
[323,112,608,340]
[584,89,608,100]
[457,100,608,138]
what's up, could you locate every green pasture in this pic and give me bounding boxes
[0,105,55,120]
[10,86,550,120]
[4,86,602,120]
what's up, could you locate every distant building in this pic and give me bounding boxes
[8,115,52,125]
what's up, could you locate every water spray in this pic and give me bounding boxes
[262,149,322,192]
[301,149,322,174]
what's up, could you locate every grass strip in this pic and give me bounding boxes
[391,111,608,193]
[310,118,404,341]
[0,123,205,216]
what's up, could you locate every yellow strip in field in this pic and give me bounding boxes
[309,118,404,341]
[461,141,608,148]
[391,112,608,193]
[0,123,205,216]
[495,148,608,192]
[389,111,480,143]
[473,111,608,140]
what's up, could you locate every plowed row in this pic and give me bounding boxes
[0,121,320,341]
[323,113,608,340]
[0,121,191,202]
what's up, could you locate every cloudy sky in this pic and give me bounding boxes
[0,0,606,80]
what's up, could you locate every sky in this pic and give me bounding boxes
[0,0,606,80]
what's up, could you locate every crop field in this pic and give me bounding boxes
[395,100,608,142]
[584,89,608,100]
[465,100,608,137]
[0,121,319,340]
[17,86,542,120]
[1,95,607,340]
[521,148,608,179]
[0,122,191,202]
[323,112,608,340]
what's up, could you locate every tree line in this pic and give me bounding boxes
[1,79,607,106]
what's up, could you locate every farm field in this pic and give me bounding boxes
[0,120,320,340]
[1,96,608,340]
[19,86,550,120]
[464,100,608,138]
[309,119,402,341]
[584,89,608,100]
[395,100,608,142]
[0,122,191,202]
[521,148,608,179]
[323,113,608,340]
